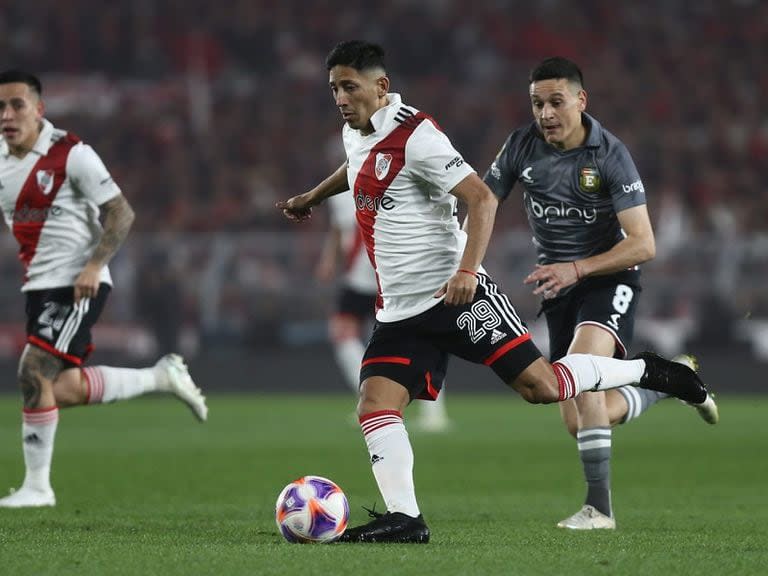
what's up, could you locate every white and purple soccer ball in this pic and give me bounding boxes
[275,475,349,543]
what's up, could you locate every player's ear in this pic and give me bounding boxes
[36,99,45,118]
[376,75,390,98]
[578,89,587,112]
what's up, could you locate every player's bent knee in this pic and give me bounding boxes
[531,383,560,404]
[510,360,561,404]
[357,376,410,417]
[512,380,560,404]
[53,368,87,406]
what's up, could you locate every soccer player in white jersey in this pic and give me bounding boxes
[319,192,450,431]
[277,41,708,543]
[0,70,208,509]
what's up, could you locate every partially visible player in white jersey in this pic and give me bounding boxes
[277,41,709,543]
[319,192,450,431]
[0,69,207,509]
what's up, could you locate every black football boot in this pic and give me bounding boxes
[633,351,707,404]
[338,508,430,543]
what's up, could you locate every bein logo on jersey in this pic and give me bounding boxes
[355,190,396,212]
[375,153,393,180]
[525,192,597,224]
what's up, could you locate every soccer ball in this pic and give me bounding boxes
[275,475,349,543]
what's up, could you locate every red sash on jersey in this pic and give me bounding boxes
[12,133,80,279]
[343,228,366,273]
[353,112,433,311]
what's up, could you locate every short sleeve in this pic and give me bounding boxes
[604,141,646,212]
[482,131,522,203]
[66,143,122,205]
[406,119,475,193]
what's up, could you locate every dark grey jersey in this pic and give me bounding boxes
[483,113,646,264]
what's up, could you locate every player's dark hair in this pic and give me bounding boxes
[0,69,43,96]
[529,57,584,88]
[326,41,386,72]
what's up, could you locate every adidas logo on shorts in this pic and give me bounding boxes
[490,329,507,345]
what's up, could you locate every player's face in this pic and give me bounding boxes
[329,66,389,135]
[529,78,586,150]
[0,82,44,156]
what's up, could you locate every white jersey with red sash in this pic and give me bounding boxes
[0,119,121,291]
[342,93,475,323]
[327,192,379,294]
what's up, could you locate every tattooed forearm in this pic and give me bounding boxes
[18,346,65,408]
[89,194,136,267]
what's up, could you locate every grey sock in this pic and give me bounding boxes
[578,427,612,517]
[617,386,668,424]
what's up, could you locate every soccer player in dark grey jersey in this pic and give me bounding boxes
[484,57,719,530]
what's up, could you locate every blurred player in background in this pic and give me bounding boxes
[0,69,207,508]
[277,41,709,543]
[483,57,719,530]
[318,192,450,431]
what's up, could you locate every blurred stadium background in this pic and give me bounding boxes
[0,0,766,394]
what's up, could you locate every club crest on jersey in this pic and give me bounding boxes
[36,170,55,195]
[579,167,601,193]
[374,153,393,180]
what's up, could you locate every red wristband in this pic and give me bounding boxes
[458,268,478,278]
[572,261,582,280]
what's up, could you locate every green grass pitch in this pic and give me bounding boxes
[0,394,766,576]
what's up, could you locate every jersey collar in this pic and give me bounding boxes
[368,93,403,133]
[30,119,56,156]
[582,113,602,148]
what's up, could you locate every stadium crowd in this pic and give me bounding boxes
[0,0,765,357]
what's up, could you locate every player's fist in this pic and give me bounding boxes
[276,194,313,222]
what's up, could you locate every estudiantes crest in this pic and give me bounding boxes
[374,153,393,180]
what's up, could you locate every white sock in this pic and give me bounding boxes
[334,338,365,393]
[360,410,420,517]
[83,366,160,404]
[21,407,59,492]
[554,354,645,400]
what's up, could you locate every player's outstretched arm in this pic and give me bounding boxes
[277,161,349,223]
[440,174,498,306]
[74,194,135,302]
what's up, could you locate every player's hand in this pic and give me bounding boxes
[524,262,579,299]
[74,264,101,303]
[276,194,314,222]
[435,270,478,306]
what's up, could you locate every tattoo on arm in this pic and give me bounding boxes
[89,195,136,267]
[18,347,65,408]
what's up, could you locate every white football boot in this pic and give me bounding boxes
[672,354,719,425]
[156,354,208,422]
[557,505,616,530]
[0,486,56,508]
